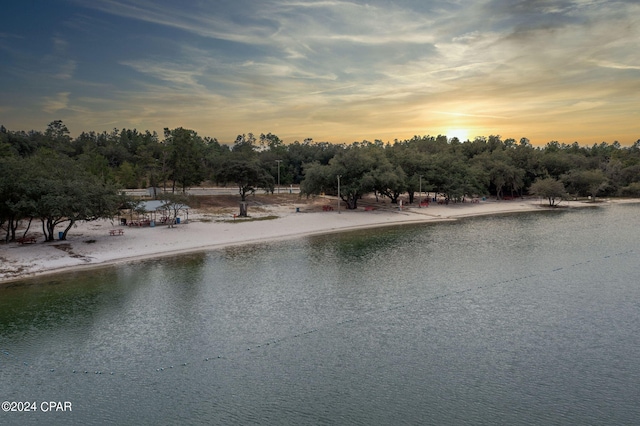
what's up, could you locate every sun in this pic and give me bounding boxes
[446,128,470,142]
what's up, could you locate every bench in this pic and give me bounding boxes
[109,229,125,236]
[322,205,334,211]
[17,236,37,244]
[364,206,375,211]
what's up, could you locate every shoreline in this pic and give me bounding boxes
[0,198,633,285]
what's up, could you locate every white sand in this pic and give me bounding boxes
[0,198,612,283]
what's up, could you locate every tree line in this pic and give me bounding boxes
[2,121,640,242]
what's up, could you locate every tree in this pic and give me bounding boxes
[285,140,343,184]
[232,133,258,154]
[301,146,376,209]
[0,156,36,242]
[44,120,73,155]
[365,148,406,204]
[389,144,437,204]
[216,157,274,216]
[432,151,484,202]
[259,132,285,153]
[26,151,121,241]
[163,127,206,193]
[540,152,581,180]
[160,193,191,227]
[116,161,141,189]
[506,139,543,194]
[529,178,568,207]
[619,182,640,197]
[469,146,527,199]
[562,169,608,199]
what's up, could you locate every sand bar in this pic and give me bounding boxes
[0,197,625,284]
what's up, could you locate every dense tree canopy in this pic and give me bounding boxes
[1,148,120,241]
[2,120,640,238]
[301,145,380,209]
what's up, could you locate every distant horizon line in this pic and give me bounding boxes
[1,122,637,148]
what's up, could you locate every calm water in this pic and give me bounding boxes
[1,203,639,425]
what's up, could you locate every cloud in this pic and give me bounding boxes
[55,60,77,79]
[594,61,640,70]
[42,92,71,114]
[25,0,637,144]
[119,59,205,87]
[75,0,279,45]
[40,36,77,80]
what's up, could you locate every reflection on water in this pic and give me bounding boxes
[1,204,639,425]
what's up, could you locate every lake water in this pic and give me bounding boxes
[1,203,639,425]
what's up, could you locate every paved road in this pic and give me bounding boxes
[123,186,301,197]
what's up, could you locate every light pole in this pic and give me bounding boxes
[337,175,341,214]
[275,160,282,194]
[419,175,422,207]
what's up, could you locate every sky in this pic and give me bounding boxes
[1,0,639,146]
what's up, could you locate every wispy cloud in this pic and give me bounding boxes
[75,0,278,45]
[42,92,71,114]
[42,36,77,80]
[594,60,640,70]
[119,59,205,87]
[2,0,639,144]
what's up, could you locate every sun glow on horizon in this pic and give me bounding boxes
[445,128,470,142]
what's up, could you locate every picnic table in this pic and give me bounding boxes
[322,205,334,211]
[109,229,125,236]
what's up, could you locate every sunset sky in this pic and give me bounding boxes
[2,0,639,145]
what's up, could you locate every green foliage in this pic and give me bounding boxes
[28,151,121,240]
[216,156,274,206]
[0,156,35,241]
[472,150,524,199]
[0,150,121,242]
[160,193,191,226]
[561,169,608,198]
[619,182,640,197]
[301,146,377,209]
[529,178,568,206]
[116,161,140,189]
[232,133,258,154]
[364,146,406,203]
[44,120,73,155]
[164,127,206,193]
[2,121,640,229]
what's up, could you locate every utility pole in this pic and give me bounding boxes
[419,175,422,207]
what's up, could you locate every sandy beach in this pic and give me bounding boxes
[0,197,622,284]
